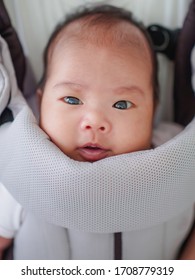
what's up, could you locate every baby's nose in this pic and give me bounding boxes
[80,113,111,133]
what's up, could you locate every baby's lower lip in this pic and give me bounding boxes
[77,147,110,162]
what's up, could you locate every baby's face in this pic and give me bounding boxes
[40,32,154,162]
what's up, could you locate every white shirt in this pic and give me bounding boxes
[0,182,24,238]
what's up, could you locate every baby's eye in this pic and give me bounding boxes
[113,100,133,110]
[63,96,83,105]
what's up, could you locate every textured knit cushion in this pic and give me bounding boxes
[1,105,195,233]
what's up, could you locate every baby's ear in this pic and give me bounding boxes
[36,88,43,109]
[36,88,43,97]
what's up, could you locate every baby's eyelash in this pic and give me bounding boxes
[113,100,133,110]
[63,96,83,105]
[62,97,133,109]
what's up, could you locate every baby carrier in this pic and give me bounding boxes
[0,0,195,259]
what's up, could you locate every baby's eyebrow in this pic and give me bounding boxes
[54,81,86,90]
[53,82,144,96]
[115,86,144,96]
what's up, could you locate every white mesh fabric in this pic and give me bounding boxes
[1,107,195,233]
[0,36,195,233]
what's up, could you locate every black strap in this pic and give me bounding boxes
[0,107,13,125]
[114,232,122,260]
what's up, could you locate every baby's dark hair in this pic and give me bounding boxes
[39,4,159,103]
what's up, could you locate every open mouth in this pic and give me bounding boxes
[77,144,110,162]
[84,146,102,150]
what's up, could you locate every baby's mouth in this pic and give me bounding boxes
[77,144,110,162]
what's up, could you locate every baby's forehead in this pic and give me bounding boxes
[49,17,152,63]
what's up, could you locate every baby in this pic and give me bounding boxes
[0,4,193,259]
[37,5,158,163]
